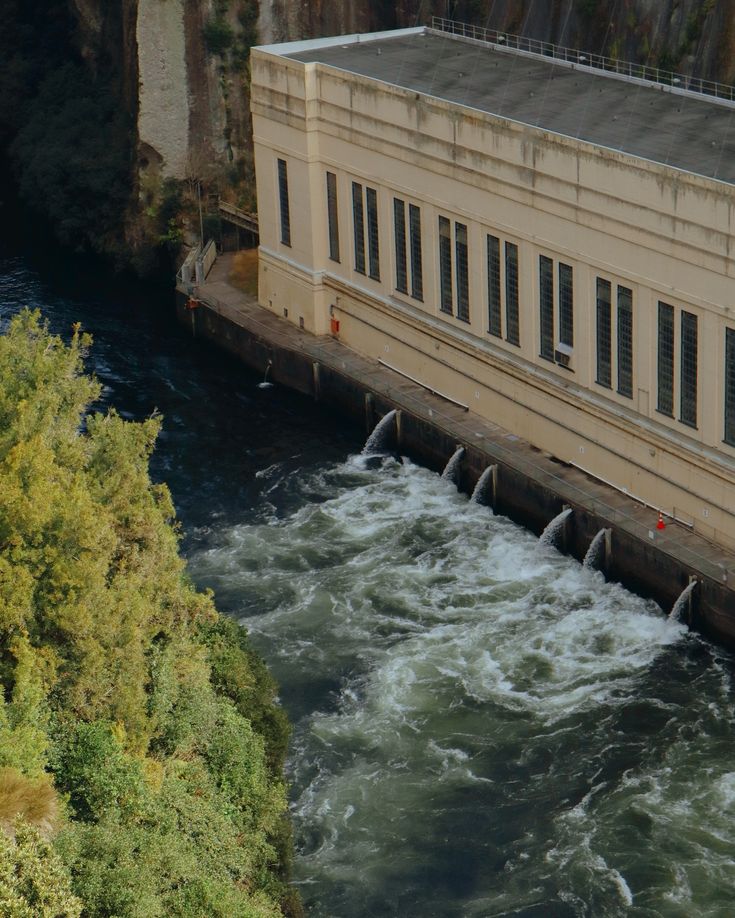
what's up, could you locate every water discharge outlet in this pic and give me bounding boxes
[362,408,398,455]
[441,446,465,484]
[258,359,273,389]
[669,577,699,624]
[583,528,611,572]
[471,465,497,507]
[540,506,573,549]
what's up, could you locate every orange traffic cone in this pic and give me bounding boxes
[656,511,666,530]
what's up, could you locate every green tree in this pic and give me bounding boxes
[0,311,299,916]
[0,819,82,917]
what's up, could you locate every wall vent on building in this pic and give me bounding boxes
[555,342,573,369]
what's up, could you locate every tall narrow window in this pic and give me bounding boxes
[617,285,633,398]
[725,328,735,446]
[277,158,291,247]
[657,301,675,416]
[394,198,407,293]
[326,172,339,262]
[352,182,365,275]
[505,242,520,346]
[409,204,423,301]
[394,201,422,301]
[539,255,554,360]
[596,278,612,388]
[558,262,574,347]
[439,216,453,314]
[455,223,469,323]
[366,187,380,281]
[487,234,501,337]
[680,310,698,427]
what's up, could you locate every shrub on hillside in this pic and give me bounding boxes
[0,311,298,916]
[204,18,235,56]
[0,819,82,917]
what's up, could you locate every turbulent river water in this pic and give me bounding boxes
[4,245,735,917]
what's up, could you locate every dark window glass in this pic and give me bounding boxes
[394,198,407,293]
[559,262,574,347]
[326,172,339,262]
[725,328,735,445]
[352,182,365,274]
[487,234,501,337]
[596,278,612,388]
[657,301,674,416]
[680,310,698,427]
[277,158,291,246]
[366,187,380,280]
[539,255,554,360]
[617,285,633,398]
[409,204,423,301]
[439,216,453,314]
[456,223,469,322]
[505,242,520,346]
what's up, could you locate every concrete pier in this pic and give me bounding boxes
[178,255,735,648]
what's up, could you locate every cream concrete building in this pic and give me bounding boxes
[250,24,735,549]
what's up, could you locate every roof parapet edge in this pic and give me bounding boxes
[254,26,425,58]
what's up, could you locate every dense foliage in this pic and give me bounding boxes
[0,312,296,916]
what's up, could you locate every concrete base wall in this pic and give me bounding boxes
[257,256,735,553]
[176,290,735,650]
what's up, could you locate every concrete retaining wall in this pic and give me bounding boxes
[177,290,735,649]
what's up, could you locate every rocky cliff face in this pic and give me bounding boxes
[34,0,260,267]
[454,0,735,84]
[80,0,735,196]
[291,0,735,84]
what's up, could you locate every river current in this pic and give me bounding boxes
[3,246,735,917]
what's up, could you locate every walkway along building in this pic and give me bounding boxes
[250,23,735,553]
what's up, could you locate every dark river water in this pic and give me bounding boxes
[3,242,735,918]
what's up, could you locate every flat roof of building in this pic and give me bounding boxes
[285,29,735,187]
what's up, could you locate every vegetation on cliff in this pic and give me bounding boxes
[0,311,298,916]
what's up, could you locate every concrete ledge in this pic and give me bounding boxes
[177,268,735,649]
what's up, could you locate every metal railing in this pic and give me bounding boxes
[219,200,260,234]
[430,16,735,103]
[201,238,217,279]
[176,239,218,290]
[176,244,201,286]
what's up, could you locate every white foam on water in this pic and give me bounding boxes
[545,701,735,913]
[185,456,735,916]
[715,772,735,808]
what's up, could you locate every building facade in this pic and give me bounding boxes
[250,26,735,549]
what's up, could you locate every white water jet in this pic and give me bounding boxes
[258,360,273,389]
[540,507,573,547]
[470,465,495,504]
[362,409,397,455]
[583,528,609,570]
[441,446,465,484]
[669,580,698,622]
